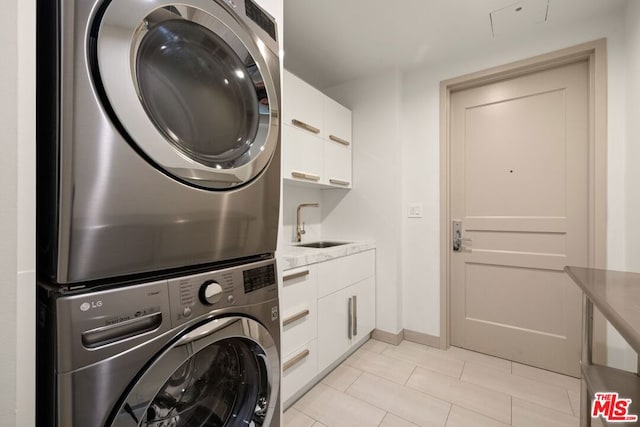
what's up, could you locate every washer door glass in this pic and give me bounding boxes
[143,337,269,426]
[136,19,260,169]
[110,316,279,427]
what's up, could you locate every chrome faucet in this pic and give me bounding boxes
[296,203,319,242]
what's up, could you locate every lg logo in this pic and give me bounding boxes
[80,301,103,312]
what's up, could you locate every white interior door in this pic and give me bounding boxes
[450,60,590,377]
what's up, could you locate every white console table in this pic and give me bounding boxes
[566,266,640,427]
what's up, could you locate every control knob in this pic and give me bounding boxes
[199,280,224,305]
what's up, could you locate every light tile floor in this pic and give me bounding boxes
[283,339,606,427]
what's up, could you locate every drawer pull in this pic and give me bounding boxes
[283,269,310,282]
[283,349,310,371]
[291,171,320,182]
[283,309,310,327]
[329,135,350,146]
[291,119,320,134]
[329,179,350,187]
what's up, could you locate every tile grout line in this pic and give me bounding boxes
[458,360,466,380]
[344,386,423,427]
[341,368,364,394]
[510,394,513,426]
[346,367,452,426]
[380,349,468,381]
[402,375,511,425]
[404,364,418,386]
[509,365,581,392]
[565,387,578,418]
[375,411,387,427]
[459,362,577,416]
[443,403,453,427]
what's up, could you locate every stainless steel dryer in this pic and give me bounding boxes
[37,0,281,284]
[37,257,281,427]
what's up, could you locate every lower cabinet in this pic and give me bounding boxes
[280,249,375,405]
[317,276,374,371]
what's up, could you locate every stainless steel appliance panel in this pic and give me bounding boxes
[40,258,281,427]
[37,0,281,284]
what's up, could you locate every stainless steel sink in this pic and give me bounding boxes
[296,241,351,249]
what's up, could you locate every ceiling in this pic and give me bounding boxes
[283,0,627,89]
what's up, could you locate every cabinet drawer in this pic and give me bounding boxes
[317,250,375,298]
[281,266,317,356]
[282,306,315,356]
[282,339,318,403]
[282,265,317,305]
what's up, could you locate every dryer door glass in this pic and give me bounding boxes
[96,2,279,189]
[136,19,262,169]
[142,337,270,426]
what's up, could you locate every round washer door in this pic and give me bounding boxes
[110,316,279,426]
[95,0,279,189]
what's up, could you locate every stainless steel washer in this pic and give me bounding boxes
[37,258,281,426]
[37,0,281,285]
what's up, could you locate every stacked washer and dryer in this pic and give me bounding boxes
[36,0,281,426]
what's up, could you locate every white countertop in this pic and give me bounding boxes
[277,240,375,270]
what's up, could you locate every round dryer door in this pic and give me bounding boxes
[110,316,279,426]
[94,0,279,189]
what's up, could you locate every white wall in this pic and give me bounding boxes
[279,182,323,246]
[322,71,404,334]
[16,0,36,423]
[0,1,20,423]
[624,0,640,274]
[604,0,640,371]
[1,0,35,426]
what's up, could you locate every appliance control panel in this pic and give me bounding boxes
[167,258,277,328]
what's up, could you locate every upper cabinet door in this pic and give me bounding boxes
[283,71,324,136]
[282,70,352,188]
[322,97,352,188]
[323,97,352,144]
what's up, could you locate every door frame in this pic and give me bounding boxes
[439,39,608,349]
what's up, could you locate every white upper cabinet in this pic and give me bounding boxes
[321,97,352,188]
[282,71,324,135]
[282,70,352,189]
[323,96,351,143]
[282,125,322,183]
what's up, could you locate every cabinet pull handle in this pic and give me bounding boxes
[347,297,353,340]
[282,309,310,327]
[283,269,310,282]
[283,349,310,372]
[329,179,350,187]
[352,295,358,336]
[329,135,350,146]
[291,119,320,134]
[291,171,320,182]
